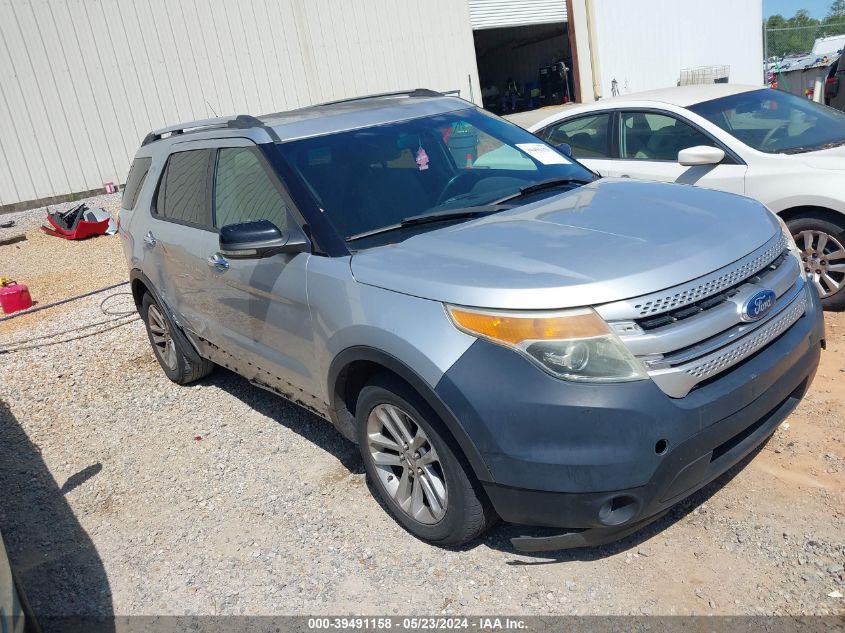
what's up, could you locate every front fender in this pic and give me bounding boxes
[327,345,493,481]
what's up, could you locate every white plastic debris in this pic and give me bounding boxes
[83,207,117,235]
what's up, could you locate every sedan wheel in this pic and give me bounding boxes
[366,403,448,524]
[796,229,845,299]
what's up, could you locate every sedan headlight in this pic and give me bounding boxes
[446,305,648,383]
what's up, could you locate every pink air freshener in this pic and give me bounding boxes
[415,146,429,171]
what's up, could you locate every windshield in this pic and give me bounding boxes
[278,108,594,248]
[688,88,845,154]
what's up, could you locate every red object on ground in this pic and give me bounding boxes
[0,283,33,314]
[41,213,109,240]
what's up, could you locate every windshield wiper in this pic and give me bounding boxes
[492,177,594,205]
[345,205,506,243]
[779,139,845,154]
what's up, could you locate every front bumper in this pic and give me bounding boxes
[434,287,825,549]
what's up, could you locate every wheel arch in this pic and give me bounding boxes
[777,205,845,227]
[328,346,493,482]
[129,269,151,309]
[129,268,205,364]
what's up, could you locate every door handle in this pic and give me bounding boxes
[143,231,157,247]
[206,253,229,271]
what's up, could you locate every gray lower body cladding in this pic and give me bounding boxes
[434,287,825,533]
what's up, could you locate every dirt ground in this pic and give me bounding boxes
[0,201,843,618]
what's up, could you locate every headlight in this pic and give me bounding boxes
[776,215,802,260]
[446,305,648,383]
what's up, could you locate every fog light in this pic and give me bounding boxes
[598,495,638,526]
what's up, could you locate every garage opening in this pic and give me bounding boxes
[468,0,575,114]
[473,22,574,115]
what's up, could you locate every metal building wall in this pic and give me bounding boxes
[0,0,480,211]
[590,0,763,98]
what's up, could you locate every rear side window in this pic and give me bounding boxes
[155,149,214,228]
[537,113,612,158]
[121,157,151,210]
[214,147,289,230]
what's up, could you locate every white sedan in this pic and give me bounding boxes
[528,84,845,310]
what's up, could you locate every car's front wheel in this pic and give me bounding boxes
[787,213,845,311]
[356,374,496,547]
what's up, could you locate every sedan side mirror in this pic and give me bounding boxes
[555,142,573,157]
[219,219,309,259]
[678,146,725,166]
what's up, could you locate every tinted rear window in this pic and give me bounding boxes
[155,149,213,227]
[121,157,151,210]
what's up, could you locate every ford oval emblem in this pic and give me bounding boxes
[742,289,777,322]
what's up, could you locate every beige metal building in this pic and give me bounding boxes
[0,0,481,212]
[0,0,764,212]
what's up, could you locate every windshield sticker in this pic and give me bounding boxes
[415,146,430,171]
[515,143,568,165]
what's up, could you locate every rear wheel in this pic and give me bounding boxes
[356,374,496,546]
[787,214,845,311]
[140,293,214,384]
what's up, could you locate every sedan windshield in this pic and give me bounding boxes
[689,88,845,154]
[277,108,594,248]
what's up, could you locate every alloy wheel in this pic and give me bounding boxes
[796,230,845,299]
[147,304,178,371]
[366,403,448,524]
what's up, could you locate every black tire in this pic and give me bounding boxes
[786,213,845,311]
[355,373,497,547]
[140,292,214,384]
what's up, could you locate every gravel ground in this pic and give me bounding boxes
[0,197,843,619]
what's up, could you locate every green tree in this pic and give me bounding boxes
[765,9,822,57]
[828,0,845,19]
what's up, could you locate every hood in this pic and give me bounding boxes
[795,143,845,171]
[350,179,780,310]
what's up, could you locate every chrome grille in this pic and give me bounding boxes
[596,232,806,399]
[649,288,808,397]
[683,293,806,378]
[628,232,788,317]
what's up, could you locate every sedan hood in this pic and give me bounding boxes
[796,144,845,170]
[350,179,780,309]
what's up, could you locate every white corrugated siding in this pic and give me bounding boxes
[0,0,480,209]
[591,0,763,97]
[468,0,567,30]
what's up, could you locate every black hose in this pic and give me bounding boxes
[0,317,138,354]
[0,290,139,352]
[0,281,129,322]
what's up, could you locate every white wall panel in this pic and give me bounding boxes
[0,0,480,209]
[591,0,763,98]
[469,0,567,30]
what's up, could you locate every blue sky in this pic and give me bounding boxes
[764,0,832,18]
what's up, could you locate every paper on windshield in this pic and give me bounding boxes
[515,143,568,165]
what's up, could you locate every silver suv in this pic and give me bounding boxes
[120,90,825,551]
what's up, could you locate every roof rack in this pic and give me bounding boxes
[141,114,278,146]
[315,88,458,108]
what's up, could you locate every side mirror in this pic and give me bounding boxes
[678,145,725,166]
[555,142,573,157]
[219,219,309,259]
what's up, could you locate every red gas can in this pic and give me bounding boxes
[0,282,33,314]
